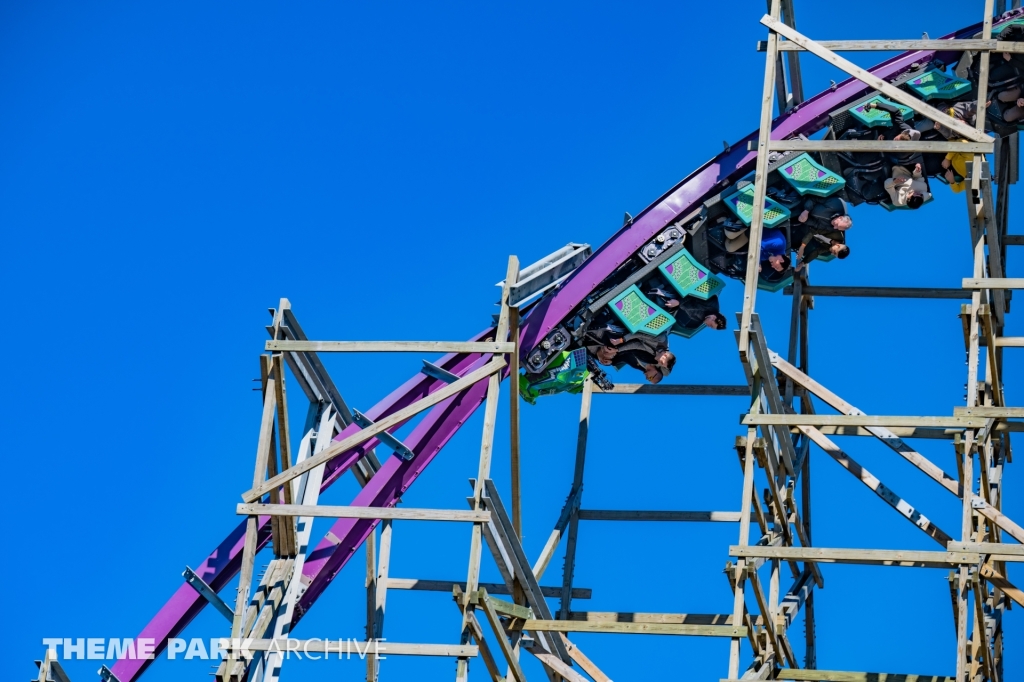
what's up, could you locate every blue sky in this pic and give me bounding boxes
[4,1,1021,680]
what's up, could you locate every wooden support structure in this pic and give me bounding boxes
[179,6,1021,682]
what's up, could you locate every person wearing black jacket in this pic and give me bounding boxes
[612,332,676,384]
[797,195,852,233]
[643,279,727,333]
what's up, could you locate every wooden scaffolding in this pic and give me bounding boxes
[732,1,1022,680]
[46,6,1020,682]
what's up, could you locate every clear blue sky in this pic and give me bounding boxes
[4,1,1021,680]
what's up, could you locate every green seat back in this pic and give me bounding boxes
[518,349,589,404]
[994,17,1024,35]
[848,96,915,128]
[657,247,726,300]
[906,69,972,100]
[777,153,846,197]
[671,322,705,338]
[723,184,791,228]
[758,273,793,293]
[608,285,675,335]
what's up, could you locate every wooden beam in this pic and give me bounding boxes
[567,611,741,625]
[577,510,742,522]
[962,277,1024,289]
[242,357,506,502]
[763,139,993,154]
[558,635,613,682]
[386,578,592,600]
[519,620,747,637]
[953,406,1024,418]
[730,546,980,567]
[558,381,592,621]
[760,38,1024,53]
[508,304,523,541]
[227,639,479,657]
[529,651,589,682]
[592,383,750,396]
[761,16,990,143]
[477,589,528,682]
[995,336,1024,347]
[265,340,515,354]
[238,503,490,522]
[784,285,971,300]
[777,670,954,682]
[948,541,1024,557]
[738,0,783,354]
[743,415,986,428]
[1004,235,1024,246]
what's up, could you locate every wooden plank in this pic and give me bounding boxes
[979,562,1024,608]
[592,383,750,396]
[238,503,490,522]
[1005,235,1024,246]
[730,546,980,567]
[962,277,1024,289]
[469,590,533,620]
[761,16,990,143]
[508,304,523,540]
[761,38,1024,53]
[778,670,954,682]
[995,336,1024,347]
[385,578,592,600]
[743,415,985,428]
[266,340,515,354]
[530,651,589,682]
[228,639,478,657]
[750,314,797,474]
[784,285,971,300]
[568,611,738,625]
[559,381,592,620]
[242,357,506,502]
[953,406,1024,418]
[766,139,993,154]
[531,485,583,580]
[271,353,296,557]
[520,620,746,637]
[948,541,1024,557]
[577,510,742,522]
[479,480,572,664]
[738,0,782,354]
[559,635,612,682]
[478,589,528,682]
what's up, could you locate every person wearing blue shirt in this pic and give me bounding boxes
[758,227,788,273]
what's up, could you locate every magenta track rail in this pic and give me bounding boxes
[112,13,1009,681]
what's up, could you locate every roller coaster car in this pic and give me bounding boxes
[519,348,590,405]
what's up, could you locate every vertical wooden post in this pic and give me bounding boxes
[728,427,758,679]
[558,379,593,621]
[959,8,993,676]
[367,520,391,682]
[739,0,782,354]
[458,256,518,682]
[509,305,523,541]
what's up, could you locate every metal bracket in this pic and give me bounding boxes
[497,243,591,307]
[352,410,415,461]
[183,566,234,623]
[421,360,459,384]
